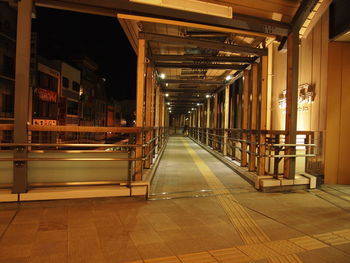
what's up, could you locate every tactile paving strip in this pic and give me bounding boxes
[264,240,305,255]
[313,232,350,246]
[289,236,328,250]
[236,243,280,260]
[268,254,303,263]
[178,252,218,263]
[208,247,251,263]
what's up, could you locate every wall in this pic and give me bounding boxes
[325,42,350,184]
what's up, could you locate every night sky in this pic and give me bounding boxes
[33,7,137,100]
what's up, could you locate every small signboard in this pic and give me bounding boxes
[33,119,57,126]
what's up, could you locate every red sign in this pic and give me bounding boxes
[35,88,57,103]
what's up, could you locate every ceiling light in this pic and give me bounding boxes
[165,93,169,97]
[206,94,211,98]
[166,83,168,87]
[225,75,232,81]
[160,73,166,79]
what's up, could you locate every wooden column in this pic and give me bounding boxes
[258,56,268,176]
[213,94,218,149]
[197,106,201,140]
[13,0,33,193]
[155,83,160,153]
[135,38,146,181]
[223,85,230,155]
[206,98,210,145]
[241,70,250,167]
[144,65,153,169]
[248,64,258,171]
[284,30,299,179]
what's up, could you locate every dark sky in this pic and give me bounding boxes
[33,7,137,100]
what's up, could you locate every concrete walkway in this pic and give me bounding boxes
[0,136,350,263]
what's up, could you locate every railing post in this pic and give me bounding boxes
[13,0,33,193]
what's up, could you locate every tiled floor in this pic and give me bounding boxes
[0,137,350,262]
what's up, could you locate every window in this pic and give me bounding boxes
[1,94,14,114]
[67,100,78,116]
[3,55,15,77]
[62,77,69,88]
[72,81,80,92]
[38,72,58,91]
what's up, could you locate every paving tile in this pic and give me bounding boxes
[209,247,251,263]
[178,252,218,263]
[136,242,174,260]
[333,229,350,240]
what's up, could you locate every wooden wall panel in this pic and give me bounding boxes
[338,44,350,184]
[324,43,341,184]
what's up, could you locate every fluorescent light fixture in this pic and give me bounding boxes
[160,73,166,79]
[130,0,232,19]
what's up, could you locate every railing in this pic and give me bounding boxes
[188,127,320,179]
[0,124,168,192]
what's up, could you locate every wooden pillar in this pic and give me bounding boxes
[213,94,218,149]
[248,64,258,171]
[13,0,33,193]
[223,85,230,155]
[144,65,153,169]
[241,70,249,167]
[284,30,299,179]
[135,38,146,181]
[258,56,268,176]
[155,84,160,153]
[197,106,201,140]
[206,98,210,145]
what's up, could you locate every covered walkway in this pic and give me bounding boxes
[1,136,350,263]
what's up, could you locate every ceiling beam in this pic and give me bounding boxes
[152,54,258,63]
[160,79,223,85]
[36,0,290,37]
[139,32,268,56]
[291,0,319,31]
[164,89,209,93]
[155,62,246,70]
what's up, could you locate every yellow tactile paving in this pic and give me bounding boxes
[313,232,350,246]
[289,236,329,250]
[264,240,305,255]
[181,139,270,245]
[209,247,251,263]
[236,243,280,260]
[268,254,303,263]
[144,256,182,263]
[178,252,218,263]
[332,229,350,240]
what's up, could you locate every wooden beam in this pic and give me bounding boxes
[139,32,268,56]
[135,38,146,181]
[152,54,257,63]
[160,79,223,85]
[13,0,33,194]
[155,62,246,70]
[241,70,250,167]
[206,98,210,145]
[291,0,319,31]
[284,30,299,179]
[248,64,258,172]
[223,85,230,156]
[258,56,268,176]
[144,65,153,169]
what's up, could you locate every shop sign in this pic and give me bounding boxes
[279,84,315,113]
[33,119,57,126]
[35,88,58,103]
